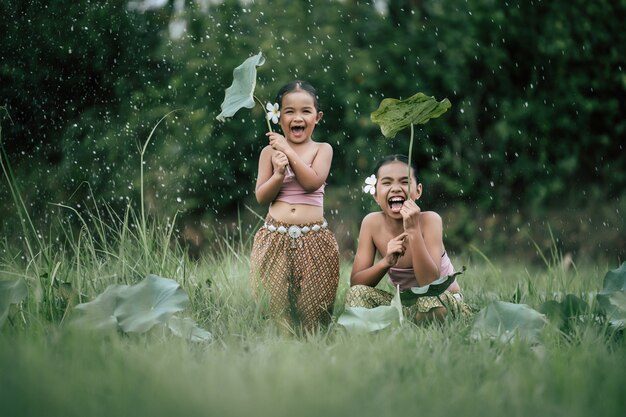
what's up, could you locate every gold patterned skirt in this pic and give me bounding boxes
[344,284,473,322]
[250,216,340,331]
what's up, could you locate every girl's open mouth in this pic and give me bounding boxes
[388,196,405,213]
[291,126,305,135]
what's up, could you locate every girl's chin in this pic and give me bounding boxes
[288,131,307,141]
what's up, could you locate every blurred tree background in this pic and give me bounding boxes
[1,0,624,262]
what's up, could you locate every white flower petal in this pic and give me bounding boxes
[266,102,274,112]
[362,175,377,195]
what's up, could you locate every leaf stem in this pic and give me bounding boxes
[139,109,179,260]
[408,123,414,196]
[254,95,273,132]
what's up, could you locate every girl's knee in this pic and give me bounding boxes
[344,285,370,306]
[414,306,448,324]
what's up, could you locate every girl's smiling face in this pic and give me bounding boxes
[279,90,323,143]
[374,161,421,215]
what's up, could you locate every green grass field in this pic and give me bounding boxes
[1,206,624,417]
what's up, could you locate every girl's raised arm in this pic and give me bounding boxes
[255,146,286,205]
[350,214,403,287]
[267,130,332,192]
[285,142,333,191]
[406,210,444,286]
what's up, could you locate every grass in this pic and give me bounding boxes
[2,111,624,417]
[1,204,625,417]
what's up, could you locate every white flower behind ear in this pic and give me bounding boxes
[363,174,377,195]
[266,102,280,124]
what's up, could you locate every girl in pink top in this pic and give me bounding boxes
[250,81,339,333]
[345,155,472,324]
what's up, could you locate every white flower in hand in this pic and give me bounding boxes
[363,174,377,195]
[266,102,280,124]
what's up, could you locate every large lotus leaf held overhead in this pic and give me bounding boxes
[371,92,451,138]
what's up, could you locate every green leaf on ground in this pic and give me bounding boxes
[72,284,126,332]
[337,305,400,333]
[114,274,189,333]
[338,285,404,333]
[471,300,547,344]
[167,316,212,343]
[539,294,588,324]
[0,278,28,327]
[597,262,626,329]
[370,92,451,138]
[72,275,209,340]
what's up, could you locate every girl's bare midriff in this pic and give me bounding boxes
[269,201,324,224]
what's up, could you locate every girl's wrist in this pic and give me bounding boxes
[282,147,296,161]
[403,222,421,233]
[381,257,394,269]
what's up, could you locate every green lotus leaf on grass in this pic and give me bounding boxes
[0,278,27,327]
[114,274,189,333]
[597,262,626,330]
[167,316,212,343]
[72,275,209,340]
[72,284,127,332]
[216,51,265,122]
[370,92,451,139]
[338,285,403,332]
[337,306,399,333]
[539,294,589,328]
[471,301,547,344]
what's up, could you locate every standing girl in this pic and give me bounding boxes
[250,80,339,332]
[346,155,472,323]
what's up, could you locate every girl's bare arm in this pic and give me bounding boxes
[268,132,333,191]
[350,215,406,287]
[405,210,443,286]
[255,146,286,205]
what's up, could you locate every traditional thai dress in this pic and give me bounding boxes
[250,167,339,331]
[344,252,473,321]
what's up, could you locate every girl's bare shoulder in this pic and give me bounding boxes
[312,141,333,158]
[315,141,333,151]
[260,144,274,155]
[361,211,385,228]
[419,210,443,227]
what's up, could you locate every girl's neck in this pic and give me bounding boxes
[382,213,404,234]
[289,138,314,148]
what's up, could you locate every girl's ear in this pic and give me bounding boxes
[413,183,423,201]
[316,111,324,124]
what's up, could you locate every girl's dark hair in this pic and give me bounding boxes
[373,154,419,182]
[275,80,321,111]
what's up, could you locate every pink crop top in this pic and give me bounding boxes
[274,166,325,207]
[388,252,457,291]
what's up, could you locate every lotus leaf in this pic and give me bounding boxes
[114,274,189,333]
[471,301,547,344]
[338,285,403,332]
[597,262,626,329]
[539,294,589,331]
[0,278,27,327]
[370,92,451,139]
[337,306,400,333]
[216,51,265,122]
[72,284,127,332]
[72,275,204,338]
[167,316,212,343]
